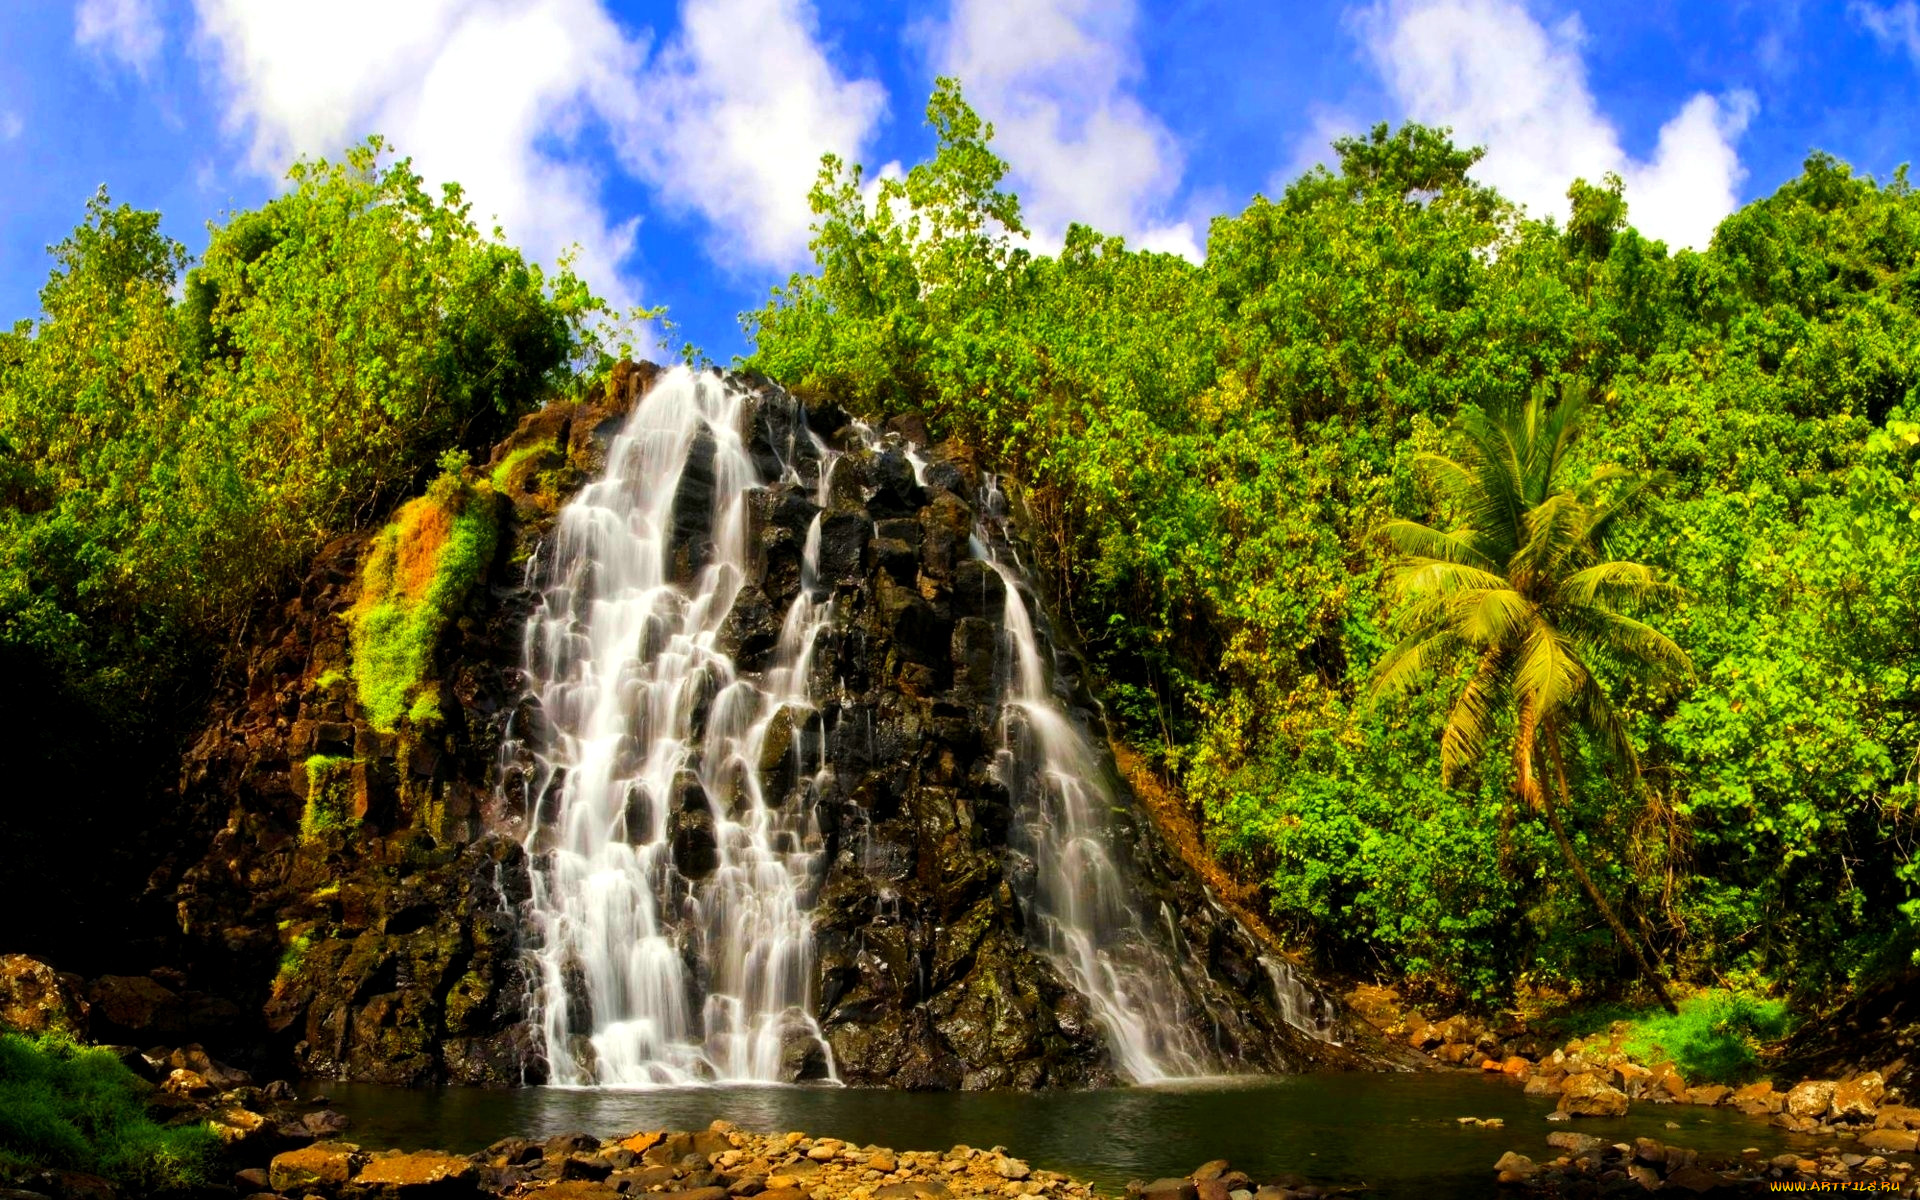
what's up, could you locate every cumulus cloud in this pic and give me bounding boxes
[933,0,1200,259]
[619,0,889,269]
[1355,0,1755,249]
[76,0,166,72]
[185,0,885,312]
[1852,1,1920,60]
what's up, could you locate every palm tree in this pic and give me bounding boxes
[1372,385,1688,1014]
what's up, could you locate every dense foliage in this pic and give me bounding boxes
[0,1033,214,1191]
[746,81,1920,1004]
[0,141,612,955]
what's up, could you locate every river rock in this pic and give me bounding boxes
[1877,1104,1920,1129]
[1830,1073,1884,1121]
[1546,1132,1603,1154]
[1137,1181,1199,1200]
[1860,1128,1920,1152]
[84,974,182,1039]
[353,1149,479,1195]
[1786,1080,1837,1118]
[1557,1072,1629,1117]
[270,1141,365,1192]
[0,955,87,1036]
[1730,1080,1780,1115]
[207,1105,274,1147]
[1662,1164,1732,1192]
[1493,1151,1537,1183]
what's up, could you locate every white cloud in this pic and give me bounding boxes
[193,0,644,307]
[185,0,885,317]
[1852,1,1920,60]
[1355,0,1755,249]
[933,0,1200,259]
[76,0,165,72]
[617,0,889,269]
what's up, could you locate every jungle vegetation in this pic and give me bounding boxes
[0,140,619,951]
[746,80,1920,1006]
[1,81,1914,1009]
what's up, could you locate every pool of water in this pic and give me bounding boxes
[318,1072,1816,1197]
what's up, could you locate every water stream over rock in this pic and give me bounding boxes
[506,367,1343,1088]
[515,369,836,1085]
[969,479,1210,1081]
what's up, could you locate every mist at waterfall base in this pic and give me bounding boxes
[317,1074,1813,1199]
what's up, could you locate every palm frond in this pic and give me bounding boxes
[1512,622,1588,716]
[1511,491,1586,584]
[1570,680,1642,781]
[1368,630,1461,702]
[1377,518,1498,571]
[1560,560,1680,607]
[1441,648,1510,782]
[1585,470,1671,547]
[1454,406,1529,556]
[1388,557,1513,601]
[1580,605,1694,679]
[1537,384,1589,502]
[1448,586,1534,648]
[1413,452,1477,510]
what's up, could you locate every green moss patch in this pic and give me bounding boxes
[301,753,354,838]
[0,1032,215,1191]
[277,931,313,980]
[489,442,560,493]
[348,471,498,732]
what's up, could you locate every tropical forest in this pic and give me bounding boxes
[1,64,1917,1200]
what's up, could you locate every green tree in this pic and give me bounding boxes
[1372,386,1689,1011]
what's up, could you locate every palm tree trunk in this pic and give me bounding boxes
[1542,722,1680,1016]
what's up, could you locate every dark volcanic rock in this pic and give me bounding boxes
[153,365,659,1084]
[148,360,1345,1089]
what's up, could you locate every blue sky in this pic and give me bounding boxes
[3,0,1918,362]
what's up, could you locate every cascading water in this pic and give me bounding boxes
[970,478,1214,1083]
[514,367,837,1086]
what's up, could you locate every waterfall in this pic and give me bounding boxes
[515,367,837,1087]
[971,478,1214,1083]
[1261,955,1340,1043]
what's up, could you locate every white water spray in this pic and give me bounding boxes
[971,478,1213,1082]
[515,368,836,1086]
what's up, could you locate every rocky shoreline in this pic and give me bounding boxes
[1344,982,1920,1194]
[3,1020,1918,1199]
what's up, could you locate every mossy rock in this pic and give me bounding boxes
[347,471,500,733]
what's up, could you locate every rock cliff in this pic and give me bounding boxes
[150,363,1350,1087]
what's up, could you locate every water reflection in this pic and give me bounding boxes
[321,1073,1813,1198]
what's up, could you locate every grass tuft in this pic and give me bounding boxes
[0,1032,215,1191]
[1554,990,1793,1084]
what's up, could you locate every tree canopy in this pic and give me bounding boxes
[745,81,1920,1004]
